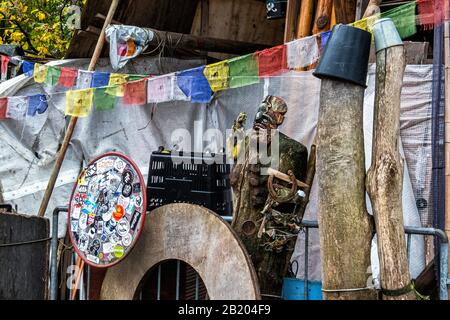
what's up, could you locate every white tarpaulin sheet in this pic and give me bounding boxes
[0,60,432,285]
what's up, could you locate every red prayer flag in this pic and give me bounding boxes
[0,97,7,119]
[123,79,147,105]
[58,67,78,87]
[417,0,444,29]
[257,45,288,77]
[1,55,10,78]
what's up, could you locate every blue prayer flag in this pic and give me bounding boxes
[22,61,35,77]
[320,31,331,50]
[27,94,48,116]
[91,72,110,88]
[176,66,212,103]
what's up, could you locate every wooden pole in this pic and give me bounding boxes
[366,43,414,300]
[317,78,376,300]
[296,0,315,38]
[284,0,301,42]
[334,0,357,24]
[37,0,120,218]
[312,0,333,35]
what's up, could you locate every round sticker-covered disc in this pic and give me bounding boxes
[68,152,147,268]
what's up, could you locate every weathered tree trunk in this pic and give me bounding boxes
[296,0,315,38]
[366,45,415,300]
[317,79,376,300]
[231,133,308,297]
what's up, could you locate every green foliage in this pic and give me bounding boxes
[0,0,86,58]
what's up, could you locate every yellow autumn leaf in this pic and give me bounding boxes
[37,12,45,21]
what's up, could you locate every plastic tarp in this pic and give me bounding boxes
[0,61,432,285]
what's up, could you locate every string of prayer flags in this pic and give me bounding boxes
[76,70,93,89]
[65,88,94,117]
[58,67,78,88]
[6,96,27,120]
[34,64,48,83]
[257,45,288,77]
[123,79,147,105]
[286,35,320,69]
[228,54,259,89]
[22,61,35,76]
[27,94,48,116]
[203,61,230,92]
[1,55,10,81]
[176,66,213,103]
[382,1,416,39]
[0,97,7,119]
[147,75,172,103]
[108,73,128,96]
[91,71,110,88]
[93,87,117,111]
[45,66,62,87]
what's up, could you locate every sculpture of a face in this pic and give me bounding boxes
[253,95,288,130]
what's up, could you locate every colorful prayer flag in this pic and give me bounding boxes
[228,54,259,88]
[28,94,48,116]
[22,61,35,77]
[382,2,416,39]
[34,64,48,83]
[147,76,172,103]
[6,96,28,120]
[65,88,94,117]
[76,70,93,89]
[320,31,331,50]
[45,66,62,86]
[1,55,10,81]
[176,66,213,103]
[0,97,7,119]
[108,73,128,96]
[91,71,110,88]
[93,87,117,111]
[257,45,288,77]
[58,67,78,88]
[123,79,147,105]
[203,61,230,92]
[286,35,320,69]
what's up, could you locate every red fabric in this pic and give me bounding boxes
[257,45,288,77]
[58,67,78,87]
[417,0,445,28]
[1,55,10,76]
[123,79,147,105]
[0,97,7,119]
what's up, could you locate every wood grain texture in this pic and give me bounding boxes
[334,0,356,24]
[0,213,50,299]
[312,0,333,34]
[284,0,301,42]
[317,79,376,300]
[101,203,260,300]
[366,45,415,300]
[296,0,315,38]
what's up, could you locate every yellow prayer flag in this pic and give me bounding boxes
[204,61,230,92]
[34,63,48,83]
[65,88,94,117]
[108,74,128,96]
[351,17,368,31]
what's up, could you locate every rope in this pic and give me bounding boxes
[322,286,374,293]
[0,237,51,247]
[381,280,430,300]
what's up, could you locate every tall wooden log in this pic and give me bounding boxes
[334,0,356,24]
[312,0,333,35]
[284,0,301,43]
[317,79,376,300]
[296,0,315,38]
[367,19,415,300]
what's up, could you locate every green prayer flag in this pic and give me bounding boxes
[229,54,260,89]
[382,2,416,39]
[127,74,147,81]
[45,66,61,86]
[93,87,117,111]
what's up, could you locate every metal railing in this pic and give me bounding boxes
[50,212,450,300]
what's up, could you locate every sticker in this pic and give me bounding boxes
[71,221,79,233]
[132,183,141,193]
[113,245,124,258]
[88,227,96,238]
[72,206,81,219]
[78,233,89,251]
[114,159,126,172]
[79,214,88,230]
[117,194,130,208]
[102,209,113,222]
[102,242,115,254]
[85,163,97,177]
[113,205,125,221]
[89,239,101,255]
[88,213,96,225]
[130,210,141,231]
[105,219,117,234]
[97,159,114,173]
[122,183,132,198]
[87,254,100,264]
[122,170,133,184]
[117,219,130,236]
[78,185,88,194]
[97,221,104,234]
[135,195,143,208]
[121,233,133,247]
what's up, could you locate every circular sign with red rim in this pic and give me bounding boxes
[68,152,147,268]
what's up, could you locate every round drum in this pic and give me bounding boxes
[68,152,147,267]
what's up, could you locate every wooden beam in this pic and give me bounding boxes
[296,0,315,38]
[334,0,356,24]
[284,0,301,42]
[312,0,334,34]
[355,0,370,20]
